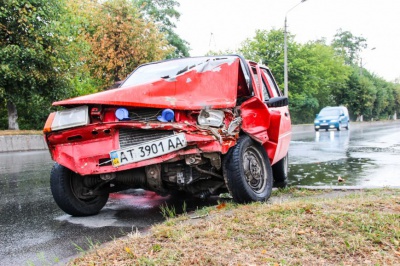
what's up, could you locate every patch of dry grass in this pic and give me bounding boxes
[69,189,400,265]
[0,130,42,135]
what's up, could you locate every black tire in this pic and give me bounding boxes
[337,125,341,131]
[223,135,273,203]
[315,128,319,132]
[345,122,350,130]
[272,153,289,188]
[50,163,109,216]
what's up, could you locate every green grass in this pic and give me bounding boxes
[69,188,400,265]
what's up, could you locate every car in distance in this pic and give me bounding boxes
[314,106,349,131]
[43,55,292,216]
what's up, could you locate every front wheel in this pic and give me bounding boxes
[223,135,273,203]
[50,163,109,216]
[272,153,289,188]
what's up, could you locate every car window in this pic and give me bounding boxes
[320,109,340,116]
[262,79,270,101]
[251,66,260,90]
[261,68,282,97]
[121,56,237,88]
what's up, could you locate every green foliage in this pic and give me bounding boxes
[0,0,193,130]
[332,29,367,65]
[239,29,287,86]
[136,0,190,58]
[160,203,177,219]
[81,0,172,88]
[0,0,74,129]
[240,30,350,123]
[0,100,7,129]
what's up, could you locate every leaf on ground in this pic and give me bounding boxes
[305,208,313,214]
[216,202,226,210]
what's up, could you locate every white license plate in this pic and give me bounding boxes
[110,133,187,167]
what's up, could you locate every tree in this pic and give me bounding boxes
[0,0,72,129]
[80,0,173,88]
[136,0,190,58]
[331,29,367,65]
[239,30,350,123]
[239,29,288,86]
[341,68,377,120]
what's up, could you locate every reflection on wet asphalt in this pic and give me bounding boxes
[0,151,218,265]
[289,122,400,188]
[1,121,399,265]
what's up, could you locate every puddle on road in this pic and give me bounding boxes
[288,157,376,187]
[288,129,400,188]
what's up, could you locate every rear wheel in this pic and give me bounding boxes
[223,135,273,203]
[272,153,289,188]
[50,163,109,216]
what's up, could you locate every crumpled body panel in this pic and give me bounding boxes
[54,58,240,110]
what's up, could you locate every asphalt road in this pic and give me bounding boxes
[0,120,399,265]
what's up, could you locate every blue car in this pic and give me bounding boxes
[314,106,350,131]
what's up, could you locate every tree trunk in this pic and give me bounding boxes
[7,100,19,130]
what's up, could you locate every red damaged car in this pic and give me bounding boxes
[43,55,291,216]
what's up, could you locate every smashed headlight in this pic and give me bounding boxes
[51,105,89,131]
[197,109,224,127]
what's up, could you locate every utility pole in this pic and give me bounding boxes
[284,0,307,97]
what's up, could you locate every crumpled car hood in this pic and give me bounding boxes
[54,57,241,110]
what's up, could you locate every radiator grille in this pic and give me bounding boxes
[129,108,163,122]
[119,128,174,148]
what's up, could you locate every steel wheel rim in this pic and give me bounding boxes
[242,146,267,194]
[69,172,96,201]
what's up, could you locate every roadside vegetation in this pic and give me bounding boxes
[1,0,400,130]
[0,130,42,135]
[69,188,400,265]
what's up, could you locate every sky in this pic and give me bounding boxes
[175,0,400,82]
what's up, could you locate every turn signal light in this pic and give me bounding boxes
[43,112,56,133]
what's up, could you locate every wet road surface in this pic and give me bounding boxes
[0,151,219,265]
[1,121,399,265]
[290,121,400,188]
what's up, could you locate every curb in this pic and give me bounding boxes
[0,135,48,152]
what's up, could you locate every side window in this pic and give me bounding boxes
[251,66,259,90]
[262,79,270,101]
[262,69,283,97]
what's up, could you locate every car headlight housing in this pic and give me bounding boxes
[197,109,224,127]
[314,119,319,123]
[51,105,89,131]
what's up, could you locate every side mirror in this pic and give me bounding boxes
[266,96,288,108]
